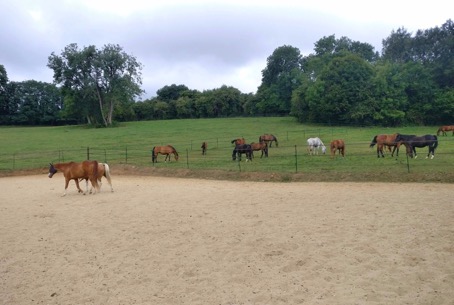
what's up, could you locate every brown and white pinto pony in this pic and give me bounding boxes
[80,162,113,194]
[48,160,100,196]
[330,139,345,158]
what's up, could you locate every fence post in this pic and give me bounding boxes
[406,153,410,173]
[125,147,128,164]
[12,153,15,170]
[87,147,90,160]
[104,149,107,163]
[294,145,298,173]
[186,149,189,169]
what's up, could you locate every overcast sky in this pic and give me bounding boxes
[1,0,452,99]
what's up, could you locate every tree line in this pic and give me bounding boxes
[1,19,453,127]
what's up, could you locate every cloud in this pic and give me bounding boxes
[1,0,452,99]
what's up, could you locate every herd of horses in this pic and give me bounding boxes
[49,126,449,195]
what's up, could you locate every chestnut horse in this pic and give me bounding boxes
[231,138,246,146]
[369,133,402,158]
[152,145,179,163]
[259,134,278,147]
[80,162,113,193]
[330,139,345,158]
[436,125,454,136]
[250,141,268,158]
[48,160,100,196]
[201,142,207,155]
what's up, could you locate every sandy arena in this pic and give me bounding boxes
[1,174,453,304]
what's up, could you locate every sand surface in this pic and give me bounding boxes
[1,174,453,304]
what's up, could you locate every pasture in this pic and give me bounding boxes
[1,117,454,182]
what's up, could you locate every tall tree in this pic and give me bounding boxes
[257,45,303,115]
[47,43,143,126]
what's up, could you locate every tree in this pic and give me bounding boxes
[47,43,143,126]
[257,45,303,115]
[0,65,9,120]
[4,80,62,125]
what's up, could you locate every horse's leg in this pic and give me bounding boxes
[74,179,84,194]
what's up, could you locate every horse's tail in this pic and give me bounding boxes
[103,163,112,184]
[433,135,439,149]
[370,135,377,147]
[92,160,100,191]
[436,128,441,136]
[151,146,156,163]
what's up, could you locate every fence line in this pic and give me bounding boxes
[2,141,448,175]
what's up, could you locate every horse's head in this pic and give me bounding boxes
[48,163,57,178]
[321,145,327,154]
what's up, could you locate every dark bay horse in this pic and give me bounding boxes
[80,162,113,193]
[232,144,252,161]
[48,160,100,196]
[330,139,345,158]
[437,125,454,136]
[201,142,207,155]
[259,134,278,147]
[231,138,246,146]
[369,133,402,158]
[250,142,268,158]
[152,145,179,163]
[394,134,438,159]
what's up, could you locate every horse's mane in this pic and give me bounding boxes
[167,145,178,156]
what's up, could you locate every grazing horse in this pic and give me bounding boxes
[201,142,207,155]
[80,162,113,193]
[250,142,268,158]
[437,125,454,136]
[259,134,278,147]
[394,134,438,159]
[369,133,402,158]
[48,160,100,196]
[307,137,326,155]
[330,139,345,158]
[232,144,252,162]
[152,145,179,163]
[231,138,246,146]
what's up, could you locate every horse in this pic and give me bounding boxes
[330,139,345,158]
[152,145,179,163]
[394,134,438,159]
[369,133,402,158]
[201,142,207,155]
[231,138,246,146]
[436,125,454,136]
[79,162,113,193]
[259,134,278,147]
[306,137,326,155]
[250,142,268,158]
[232,144,252,162]
[48,160,100,196]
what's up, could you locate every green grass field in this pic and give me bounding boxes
[1,117,453,182]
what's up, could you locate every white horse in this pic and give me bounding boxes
[307,137,326,155]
